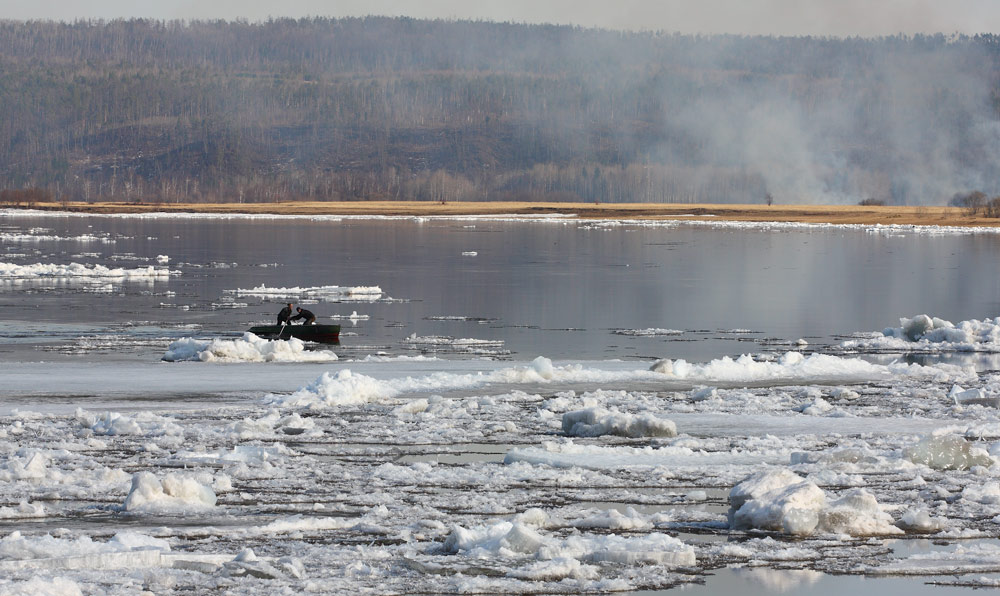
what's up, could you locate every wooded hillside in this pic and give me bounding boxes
[1,18,998,205]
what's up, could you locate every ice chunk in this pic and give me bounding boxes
[4,577,83,595]
[0,261,177,280]
[441,521,541,556]
[441,516,694,567]
[441,521,528,556]
[729,469,805,513]
[571,507,653,531]
[89,411,141,436]
[961,482,1000,505]
[222,548,297,580]
[819,489,901,535]
[123,472,216,512]
[530,356,555,380]
[231,284,383,301]
[508,557,597,581]
[561,407,677,438]
[2,452,49,482]
[896,508,947,532]
[689,386,717,401]
[844,315,1000,352]
[566,533,696,566]
[0,500,45,519]
[649,359,673,374]
[729,470,902,536]
[163,333,337,363]
[108,531,171,552]
[898,315,943,341]
[949,386,998,407]
[280,369,395,407]
[730,477,827,535]
[904,435,994,470]
[797,397,834,416]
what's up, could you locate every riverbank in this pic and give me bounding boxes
[7,201,1000,227]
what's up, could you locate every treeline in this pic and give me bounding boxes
[0,17,998,204]
[950,191,1000,217]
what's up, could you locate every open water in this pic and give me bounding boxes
[3,213,999,364]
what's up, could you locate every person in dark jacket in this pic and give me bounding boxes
[289,306,317,325]
[276,303,294,325]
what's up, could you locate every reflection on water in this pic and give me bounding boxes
[3,214,1000,363]
[650,567,1000,596]
[864,351,1000,372]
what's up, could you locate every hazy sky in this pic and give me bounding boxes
[2,0,997,37]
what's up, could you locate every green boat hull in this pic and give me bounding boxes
[247,324,341,344]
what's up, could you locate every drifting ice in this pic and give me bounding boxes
[0,261,177,279]
[904,434,994,471]
[123,472,217,512]
[561,407,677,438]
[162,333,338,363]
[231,284,383,301]
[840,315,1000,352]
[728,469,901,536]
[441,511,695,567]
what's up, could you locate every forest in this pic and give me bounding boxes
[1,17,999,205]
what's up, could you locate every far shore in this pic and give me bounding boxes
[6,201,1000,227]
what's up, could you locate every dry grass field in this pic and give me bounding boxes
[13,201,1000,227]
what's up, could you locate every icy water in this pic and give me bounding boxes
[4,213,1000,362]
[4,210,1000,594]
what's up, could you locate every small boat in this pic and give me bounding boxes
[246,324,341,344]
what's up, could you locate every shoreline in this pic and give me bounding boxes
[5,201,1000,227]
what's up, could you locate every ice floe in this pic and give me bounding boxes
[162,333,338,362]
[440,509,695,567]
[404,333,508,356]
[0,262,177,280]
[230,284,383,301]
[903,434,994,470]
[561,407,677,438]
[122,471,216,512]
[728,469,902,536]
[841,314,1000,353]
[612,328,685,336]
[649,350,956,385]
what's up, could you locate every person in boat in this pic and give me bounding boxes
[276,302,294,325]
[289,306,317,325]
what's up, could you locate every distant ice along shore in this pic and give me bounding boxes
[0,261,178,280]
[228,284,383,301]
[5,202,1000,236]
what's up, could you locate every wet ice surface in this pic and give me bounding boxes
[6,212,1000,594]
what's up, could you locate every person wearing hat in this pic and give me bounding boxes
[276,302,294,325]
[289,306,317,325]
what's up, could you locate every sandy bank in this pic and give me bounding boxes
[8,201,1000,227]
